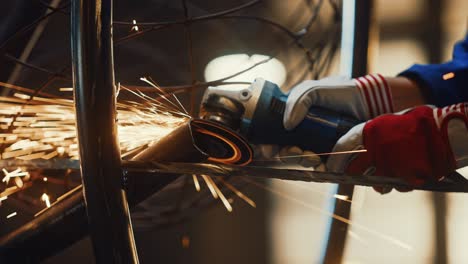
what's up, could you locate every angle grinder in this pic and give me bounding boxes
[200,78,360,156]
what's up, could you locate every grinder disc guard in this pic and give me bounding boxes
[200,94,245,130]
[191,119,252,166]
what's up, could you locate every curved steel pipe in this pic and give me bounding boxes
[71,0,139,262]
[320,1,373,263]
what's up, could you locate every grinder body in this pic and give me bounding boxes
[202,78,359,154]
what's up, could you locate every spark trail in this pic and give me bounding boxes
[0,83,254,217]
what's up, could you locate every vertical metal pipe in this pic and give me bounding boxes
[423,2,448,263]
[320,1,372,263]
[71,0,139,262]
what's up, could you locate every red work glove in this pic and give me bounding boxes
[327,103,468,194]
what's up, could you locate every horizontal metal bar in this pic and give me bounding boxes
[0,158,466,192]
[121,160,468,193]
[1,159,466,260]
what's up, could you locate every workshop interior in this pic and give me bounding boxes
[0,0,467,263]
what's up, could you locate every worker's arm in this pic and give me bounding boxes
[385,76,427,111]
[284,34,467,130]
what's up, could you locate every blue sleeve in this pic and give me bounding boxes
[398,34,468,107]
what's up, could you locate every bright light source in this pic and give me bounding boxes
[204,54,286,88]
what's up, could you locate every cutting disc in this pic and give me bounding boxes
[191,119,252,166]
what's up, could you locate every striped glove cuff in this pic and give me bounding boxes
[354,74,394,119]
[433,102,468,128]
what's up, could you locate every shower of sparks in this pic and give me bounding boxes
[192,174,201,192]
[41,193,51,208]
[201,174,219,199]
[6,212,17,219]
[244,177,413,251]
[348,230,369,246]
[35,185,82,217]
[1,187,18,198]
[286,181,353,204]
[204,175,233,212]
[0,82,252,217]
[59,87,73,92]
[2,168,29,185]
[131,20,139,32]
[14,176,24,188]
[333,194,349,201]
[0,86,187,211]
[218,178,256,208]
[0,92,187,162]
[139,77,190,116]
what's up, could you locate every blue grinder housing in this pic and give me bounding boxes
[239,79,359,155]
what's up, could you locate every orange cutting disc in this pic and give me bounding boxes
[191,119,253,166]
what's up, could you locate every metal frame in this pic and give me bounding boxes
[71,0,139,262]
[320,1,373,263]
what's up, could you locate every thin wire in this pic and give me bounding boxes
[113,0,261,26]
[140,77,190,116]
[181,0,197,115]
[254,149,367,161]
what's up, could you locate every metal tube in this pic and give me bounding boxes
[126,120,209,205]
[70,0,139,262]
[320,1,373,263]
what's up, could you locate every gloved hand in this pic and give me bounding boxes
[327,103,468,193]
[283,74,394,130]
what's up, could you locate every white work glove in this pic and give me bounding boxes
[283,74,394,130]
[326,103,468,194]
